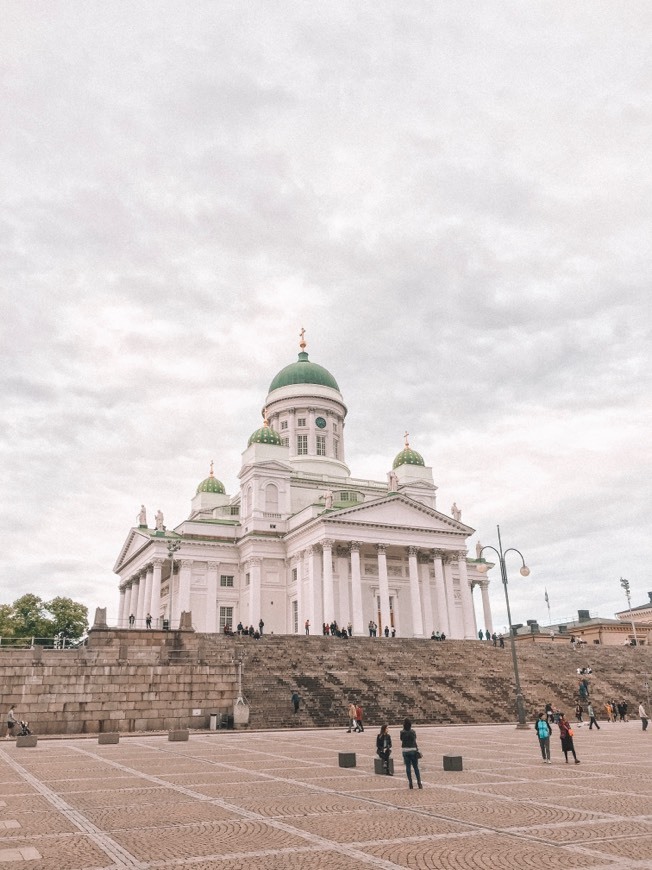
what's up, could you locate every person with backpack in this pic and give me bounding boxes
[535,712,552,763]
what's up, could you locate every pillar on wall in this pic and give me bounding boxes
[417,552,434,638]
[407,547,424,638]
[432,550,449,636]
[178,560,192,628]
[376,544,391,634]
[248,558,261,627]
[350,542,363,635]
[143,564,154,622]
[118,586,127,628]
[150,558,163,627]
[322,540,335,625]
[479,579,493,634]
[336,545,350,629]
[457,552,477,639]
[442,553,462,638]
[206,561,219,633]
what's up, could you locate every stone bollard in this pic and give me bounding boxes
[338,752,356,768]
[443,755,463,771]
[98,733,120,744]
[168,730,189,741]
[374,758,394,775]
[16,735,38,748]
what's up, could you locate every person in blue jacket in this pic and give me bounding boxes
[535,712,552,763]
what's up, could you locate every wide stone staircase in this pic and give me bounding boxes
[196,634,651,730]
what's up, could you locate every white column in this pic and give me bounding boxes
[407,547,424,638]
[143,565,154,620]
[443,554,462,638]
[136,570,147,624]
[304,546,319,630]
[418,552,434,638]
[377,544,391,634]
[433,551,449,636]
[322,540,335,624]
[248,557,261,626]
[124,581,134,625]
[178,559,192,625]
[206,561,219,633]
[150,559,163,627]
[457,552,477,639]
[350,542,363,635]
[480,580,493,634]
[130,577,140,624]
[337,545,351,629]
[293,558,303,633]
[118,586,126,628]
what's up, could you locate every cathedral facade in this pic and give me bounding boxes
[114,337,493,638]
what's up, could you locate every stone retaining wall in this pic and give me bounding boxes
[0,629,238,735]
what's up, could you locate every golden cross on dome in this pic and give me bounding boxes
[404,431,410,447]
[299,327,306,350]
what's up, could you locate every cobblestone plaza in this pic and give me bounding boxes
[0,721,650,869]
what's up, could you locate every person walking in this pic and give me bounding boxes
[291,691,300,714]
[346,702,358,732]
[587,702,600,730]
[575,703,583,723]
[6,708,16,740]
[639,702,649,731]
[558,712,580,764]
[399,718,422,789]
[355,704,364,733]
[376,724,393,775]
[535,712,552,763]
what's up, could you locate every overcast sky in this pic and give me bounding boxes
[2,2,650,634]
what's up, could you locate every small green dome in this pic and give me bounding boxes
[269,351,339,392]
[248,423,282,447]
[392,446,425,469]
[196,463,226,494]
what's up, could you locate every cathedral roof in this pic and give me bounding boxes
[269,332,339,392]
[248,419,282,446]
[196,462,226,494]
[392,434,425,469]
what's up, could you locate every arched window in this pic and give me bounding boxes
[265,482,279,512]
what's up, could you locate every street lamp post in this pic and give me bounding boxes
[619,578,638,647]
[476,525,530,730]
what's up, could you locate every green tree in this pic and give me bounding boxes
[10,594,53,638]
[45,597,88,640]
[0,604,14,638]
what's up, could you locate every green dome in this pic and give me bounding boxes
[248,423,283,447]
[269,351,339,392]
[196,464,226,494]
[392,446,425,469]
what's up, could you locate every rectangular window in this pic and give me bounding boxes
[281,437,289,447]
[292,600,298,634]
[333,423,338,434]
[220,575,234,587]
[219,606,233,632]
[297,434,308,455]
[245,573,250,586]
[280,420,288,430]
[316,435,326,456]
[292,567,298,583]
[333,439,339,458]
[297,417,307,427]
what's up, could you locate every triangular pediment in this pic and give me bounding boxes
[239,459,293,478]
[113,528,152,573]
[322,494,474,534]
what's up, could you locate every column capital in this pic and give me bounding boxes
[456,550,468,560]
[441,551,455,564]
[152,557,164,567]
[350,541,361,553]
[247,557,262,568]
[321,538,335,550]
[376,543,388,555]
[407,546,419,558]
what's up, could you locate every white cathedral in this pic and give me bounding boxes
[114,335,494,638]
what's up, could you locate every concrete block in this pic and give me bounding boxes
[168,729,189,741]
[374,758,394,775]
[16,735,38,748]
[443,755,463,771]
[98,733,119,744]
[338,752,356,768]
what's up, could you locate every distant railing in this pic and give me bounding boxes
[0,635,86,650]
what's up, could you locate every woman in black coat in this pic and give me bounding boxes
[399,718,422,788]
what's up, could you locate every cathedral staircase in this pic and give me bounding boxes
[196,634,650,729]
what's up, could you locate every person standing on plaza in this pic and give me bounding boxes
[587,702,600,730]
[258,618,264,636]
[376,724,393,775]
[347,702,358,732]
[575,703,583,723]
[558,712,580,764]
[399,719,422,789]
[355,704,364,732]
[6,708,16,740]
[291,691,300,714]
[639,702,649,731]
[535,712,552,763]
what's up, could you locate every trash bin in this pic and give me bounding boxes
[227,714,234,730]
[162,619,169,630]
[209,713,218,731]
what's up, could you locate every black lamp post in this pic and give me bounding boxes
[476,525,530,729]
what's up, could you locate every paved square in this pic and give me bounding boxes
[0,721,650,868]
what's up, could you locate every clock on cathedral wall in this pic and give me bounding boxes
[315,416,327,429]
